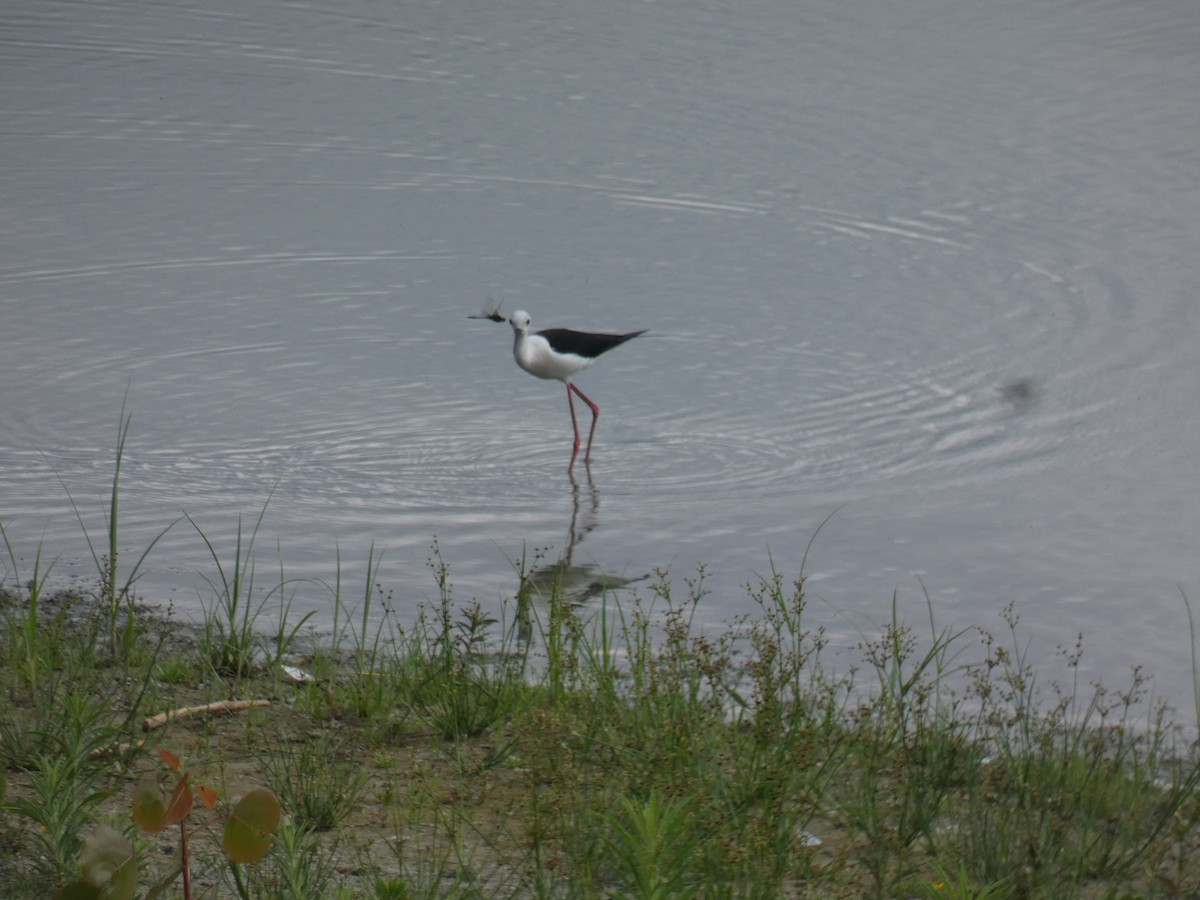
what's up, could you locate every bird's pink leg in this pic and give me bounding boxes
[569,383,601,463]
[565,385,582,473]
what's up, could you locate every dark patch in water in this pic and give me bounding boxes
[1001,377,1038,406]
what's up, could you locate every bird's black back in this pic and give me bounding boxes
[538,328,647,360]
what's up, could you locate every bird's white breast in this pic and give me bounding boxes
[514,333,593,383]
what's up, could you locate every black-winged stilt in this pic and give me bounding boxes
[471,306,646,472]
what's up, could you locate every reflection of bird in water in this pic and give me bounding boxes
[470,304,647,473]
[514,467,643,642]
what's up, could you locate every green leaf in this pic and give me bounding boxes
[80,825,138,900]
[131,776,168,833]
[53,883,103,900]
[222,788,281,863]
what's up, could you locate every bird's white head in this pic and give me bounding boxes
[508,310,532,336]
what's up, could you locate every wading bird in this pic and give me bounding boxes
[471,305,646,473]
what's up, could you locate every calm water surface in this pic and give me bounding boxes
[3,0,1199,706]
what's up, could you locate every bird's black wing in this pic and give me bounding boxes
[539,328,647,359]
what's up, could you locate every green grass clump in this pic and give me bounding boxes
[3,550,1199,898]
[263,730,368,832]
